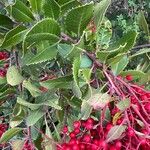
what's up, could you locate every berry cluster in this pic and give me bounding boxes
[0,51,9,78]
[0,124,7,138]
[22,140,35,150]
[57,75,150,150]
[57,116,150,150]
[0,124,7,148]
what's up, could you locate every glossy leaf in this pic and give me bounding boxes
[116,99,130,111]
[24,18,60,49]
[57,0,80,13]
[44,118,56,150]
[65,3,93,36]
[0,128,23,144]
[22,80,41,97]
[108,31,137,54]
[11,140,24,150]
[26,45,58,65]
[6,66,24,86]
[80,55,92,69]
[111,55,129,75]
[40,75,73,90]
[137,11,149,36]
[81,100,92,120]
[0,77,6,85]
[0,14,13,31]
[26,108,45,126]
[0,25,27,49]
[57,44,74,58]
[96,51,110,63]
[130,48,150,58]
[42,0,60,20]
[6,0,34,22]
[94,0,111,29]
[82,68,92,84]
[106,125,127,142]
[28,0,42,13]
[120,70,146,79]
[72,57,82,98]
[88,92,111,110]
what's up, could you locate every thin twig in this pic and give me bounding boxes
[132,44,150,50]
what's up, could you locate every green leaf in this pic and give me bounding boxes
[111,55,129,75]
[57,44,74,58]
[94,0,111,29]
[44,118,55,150]
[81,100,92,120]
[10,116,24,128]
[82,68,92,84]
[0,14,13,31]
[0,77,6,85]
[26,45,57,65]
[120,70,146,79]
[57,0,80,13]
[66,45,83,60]
[28,0,42,13]
[42,0,60,20]
[17,97,40,110]
[6,0,34,22]
[23,18,60,50]
[17,96,61,110]
[106,125,127,142]
[26,108,45,126]
[40,75,73,90]
[96,50,110,63]
[44,99,62,110]
[80,55,92,69]
[0,128,23,144]
[6,66,24,86]
[107,53,126,65]
[65,3,93,36]
[108,31,137,54]
[130,48,150,58]
[22,80,41,97]
[88,92,111,110]
[137,11,149,36]
[0,25,27,49]
[116,99,130,111]
[11,140,24,150]
[105,107,111,122]
[72,57,82,98]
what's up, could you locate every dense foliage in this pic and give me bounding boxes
[0,0,150,150]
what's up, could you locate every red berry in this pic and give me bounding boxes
[141,95,147,101]
[90,129,97,137]
[126,75,133,81]
[0,69,6,77]
[109,145,117,150]
[74,128,80,134]
[69,139,78,145]
[73,121,81,129]
[99,140,107,148]
[83,134,91,142]
[69,132,76,138]
[79,143,86,150]
[72,143,79,150]
[62,126,68,134]
[127,127,135,137]
[86,118,95,124]
[116,118,123,125]
[106,123,113,131]
[115,141,122,148]
[145,103,150,113]
[0,52,9,60]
